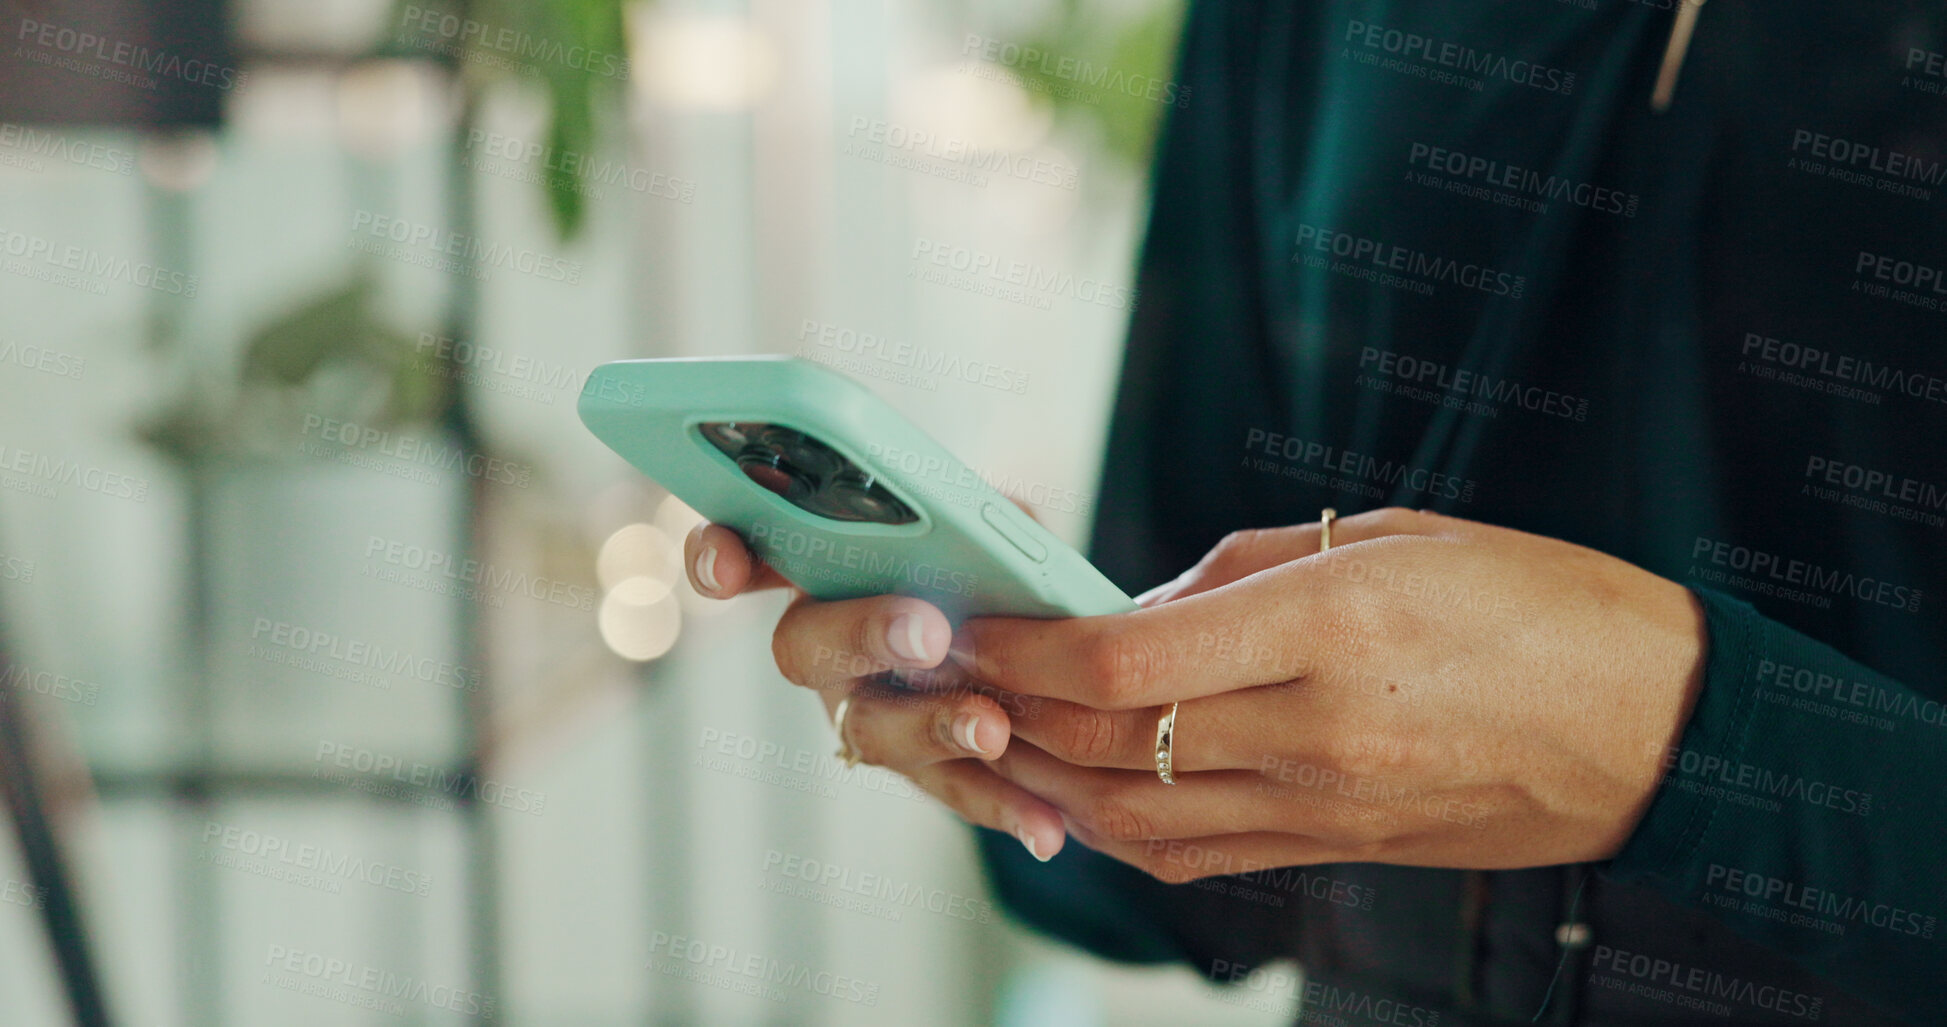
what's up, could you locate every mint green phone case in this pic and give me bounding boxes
[577,356,1136,621]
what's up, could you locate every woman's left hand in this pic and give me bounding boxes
[949,508,1708,880]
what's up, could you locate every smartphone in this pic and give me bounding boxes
[577,356,1136,621]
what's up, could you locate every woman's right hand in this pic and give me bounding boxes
[683,522,1067,861]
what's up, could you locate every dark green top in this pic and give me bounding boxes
[977,2,1947,1024]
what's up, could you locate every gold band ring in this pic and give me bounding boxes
[1155,701,1179,785]
[1320,507,1337,552]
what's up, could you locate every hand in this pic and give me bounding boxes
[683,522,1069,861]
[951,508,1708,880]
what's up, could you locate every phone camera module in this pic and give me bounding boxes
[700,422,918,526]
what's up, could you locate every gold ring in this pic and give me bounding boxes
[1319,507,1337,552]
[1154,701,1179,785]
[833,696,862,767]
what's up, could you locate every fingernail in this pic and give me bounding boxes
[694,545,721,594]
[1016,827,1050,862]
[953,713,989,756]
[888,613,931,662]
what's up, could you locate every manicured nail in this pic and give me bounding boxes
[954,713,989,756]
[1015,827,1049,862]
[888,613,931,662]
[694,545,721,594]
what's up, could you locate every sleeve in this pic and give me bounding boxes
[1606,586,1946,1024]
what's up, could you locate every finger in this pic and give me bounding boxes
[1006,692,1293,772]
[990,742,1271,842]
[910,759,1066,862]
[686,522,793,598]
[1137,507,1449,607]
[773,592,953,692]
[832,678,1011,769]
[949,566,1330,709]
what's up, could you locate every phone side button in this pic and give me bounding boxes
[981,503,1048,563]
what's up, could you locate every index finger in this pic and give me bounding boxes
[948,563,1328,710]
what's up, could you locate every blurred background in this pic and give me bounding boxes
[0,0,1299,1023]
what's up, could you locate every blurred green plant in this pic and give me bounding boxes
[971,0,1188,170]
[139,268,447,463]
[383,0,632,240]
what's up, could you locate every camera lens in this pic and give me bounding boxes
[699,421,917,526]
[805,469,918,524]
[757,426,842,480]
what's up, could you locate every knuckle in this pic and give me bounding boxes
[1080,791,1156,843]
[770,618,807,684]
[1080,627,1169,707]
[1053,707,1122,765]
[1322,730,1412,780]
[850,609,890,665]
